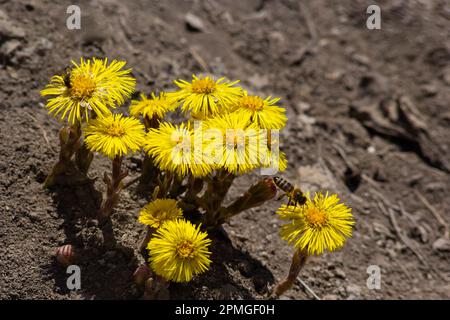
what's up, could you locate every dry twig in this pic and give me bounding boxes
[414,190,449,239]
[298,278,321,300]
[367,176,444,279]
[189,47,210,73]
[386,206,427,267]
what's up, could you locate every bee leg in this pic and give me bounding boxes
[277,193,287,201]
[291,202,297,212]
[287,198,292,208]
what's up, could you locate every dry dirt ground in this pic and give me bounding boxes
[0,0,449,299]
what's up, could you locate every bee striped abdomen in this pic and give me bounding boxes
[273,176,294,193]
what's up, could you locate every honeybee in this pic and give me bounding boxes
[273,176,307,208]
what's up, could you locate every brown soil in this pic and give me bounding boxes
[1,0,449,299]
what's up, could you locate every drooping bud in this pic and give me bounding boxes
[217,178,277,223]
[236,178,277,209]
[261,178,278,197]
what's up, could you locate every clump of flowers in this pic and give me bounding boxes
[273,192,355,297]
[42,58,355,300]
[140,75,288,230]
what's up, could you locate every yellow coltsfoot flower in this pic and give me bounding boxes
[203,112,264,175]
[138,199,183,229]
[41,58,135,124]
[130,92,177,120]
[277,192,354,255]
[230,91,287,129]
[145,122,213,178]
[84,114,146,159]
[147,219,212,283]
[169,75,243,118]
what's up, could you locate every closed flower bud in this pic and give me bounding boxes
[244,178,277,205]
[133,264,152,286]
[217,178,278,223]
[261,178,277,196]
[56,244,75,266]
[142,277,155,300]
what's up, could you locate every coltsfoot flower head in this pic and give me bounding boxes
[147,219,212,283]
[138,199,183,229]
[41,57,135,124]
[84,114,146,159]
[145,122,213,178]
[130,92,177,120]
[230,91,287,129]
[277,192,354,255]
[169,75,243,118]
[203,112,264,175]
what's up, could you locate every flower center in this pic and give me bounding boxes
[107,123,126,137]
[226,131,245,148]
[176,240,195,258]
[191,78,216,94]
[173,133,183,144]
[240,95,264,111]
[70,74,96,100]
[172,132,190,146]
[305,207,328,228]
